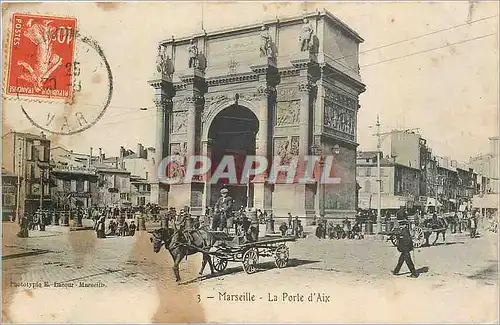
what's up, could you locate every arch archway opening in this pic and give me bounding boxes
[207,104,259,209]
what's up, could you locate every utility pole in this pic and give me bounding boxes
[371,125,421,233]
[39,168,43,211]
[16,137,24,223]
[376,115,382,234]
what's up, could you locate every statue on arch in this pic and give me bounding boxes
[259,25,272,58]
[188,38,199,68]
[299,18,314,52]
[156,45,173,78]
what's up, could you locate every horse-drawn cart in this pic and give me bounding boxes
[380,220,447,248]
[208,232,296,274]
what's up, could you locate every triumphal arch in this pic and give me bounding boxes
[148,10,365,223]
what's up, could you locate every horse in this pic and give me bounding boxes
[422,216,448,244]
[149,227,223,282]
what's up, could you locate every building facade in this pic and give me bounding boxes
[357,151,420,212]
[2,132,51,216]
[470,136,498,214]
[2,168,19,221]
[122,143,155,206]
[149,10,366,222]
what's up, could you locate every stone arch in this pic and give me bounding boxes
[202,98,260,142]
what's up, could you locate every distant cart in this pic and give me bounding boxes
[380,220,446,248]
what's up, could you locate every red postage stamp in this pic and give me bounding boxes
[6,13,77,100]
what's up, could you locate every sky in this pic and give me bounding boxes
[2,1,498,163]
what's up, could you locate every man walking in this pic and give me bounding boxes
[392,224,419,278]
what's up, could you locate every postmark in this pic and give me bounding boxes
[4,13,113,135]
[6,13,77,100]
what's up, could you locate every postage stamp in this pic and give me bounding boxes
[4,12,113,135]
[6,13,77,100]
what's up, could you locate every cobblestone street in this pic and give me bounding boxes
[2,222,498,323]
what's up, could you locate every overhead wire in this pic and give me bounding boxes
[97,31,496,128]
[68,14,497,120]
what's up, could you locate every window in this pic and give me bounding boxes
[32,146,40,161]
[84,180,89,192]
[3,194,12,205]
[26,142,33,160]
[364,180,371,193]
[366,167,371,177]
[380,180,384,193]
[63,180,71,192]
[71,180,77,191]
[120,193,130,201]
[76,180,84,192]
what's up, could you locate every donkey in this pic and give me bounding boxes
[149,227,222,282]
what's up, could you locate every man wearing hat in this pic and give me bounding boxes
[214,188,234,232]
[392,223,418,278]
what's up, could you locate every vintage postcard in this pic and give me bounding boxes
[1,1,498,323]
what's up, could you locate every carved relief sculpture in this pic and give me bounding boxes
[168,142,188,181]
[202,94,229,123]
[171,111,188,133]
[276,101,300,126]
[275,138,290,163]
[299,18,314,52]
[188,39,199,68]
[290,136,299,155]
[275,137,299,165]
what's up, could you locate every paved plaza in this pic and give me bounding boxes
[2,222,498,323]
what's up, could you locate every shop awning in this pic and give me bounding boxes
[472,194,499,209]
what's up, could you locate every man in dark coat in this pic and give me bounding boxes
[214,188,233,231]
[392,224,419,278]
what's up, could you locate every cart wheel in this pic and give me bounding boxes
[213,256,228,272]
[390,234,399,247]
[274,244,289,268]
[428,231,439,246]
[412,226,425,248]
[242,248,259,274]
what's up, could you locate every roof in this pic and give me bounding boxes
[162,9,363,45]
[357,151,381,159]
[94,163,130,174]
[3,131,49,141]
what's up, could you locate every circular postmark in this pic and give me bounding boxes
[19,32,113,135]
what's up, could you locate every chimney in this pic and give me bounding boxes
[137,143,142,158]
[115,157,119,169]
[99,148,103,164]
[119,146,125,169]
[88,147,93,168]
